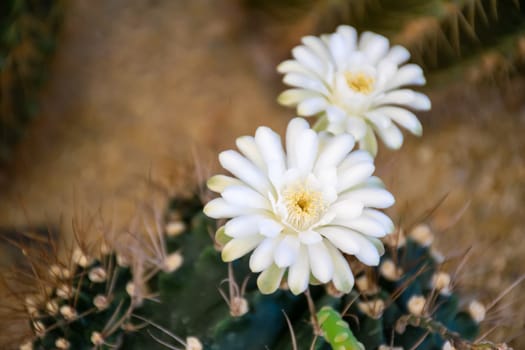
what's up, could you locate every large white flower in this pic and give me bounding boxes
[278,25,430,156]
[204,118,395,295]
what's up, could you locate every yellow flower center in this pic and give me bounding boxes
[344,72,375,95]
[283,185,326,230]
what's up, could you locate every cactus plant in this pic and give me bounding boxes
[7,194,509,350]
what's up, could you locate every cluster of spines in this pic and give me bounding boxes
[20,247,136,349]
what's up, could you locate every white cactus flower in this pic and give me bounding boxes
[278,25,430,156]
[204,118,395,295]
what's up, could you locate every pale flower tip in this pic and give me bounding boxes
[277,91,295,107]
[214,226,231,247]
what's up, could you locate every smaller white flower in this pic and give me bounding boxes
[205,118,395,295]
[278,25,430,156]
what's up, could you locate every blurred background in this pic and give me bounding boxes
[1,0,524,347]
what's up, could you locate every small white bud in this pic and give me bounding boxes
[56,284,73,299]
[380,259,402,281]
[230,296,249,317]
[72,248,91,267]
[357,299,385,319]
[32,321,45,337]
[88,267,107,283]
[356,275,379,296]
[91,332,104,346]
[442,341,456,350]
[93,295,110,310]
[186,336,203,350]
[162,252,184,273]
[431,272,452,295]
[116,254,130,267]
[468,300,486,323]
[409,224,434,246]
[407,295,426,316]
[60,305,77,321]
[55,338,70,349]
[166,221,186,237]
[126,282,136,297]
[46,299,59,315]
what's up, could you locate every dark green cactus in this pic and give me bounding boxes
[15,195,504,350]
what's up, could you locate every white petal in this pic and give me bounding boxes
[337,25,357,52]
[387,64,426,89]
[283,73,330,95]
[374,89,431,111]
[375,122,404,150]
[236,136,266,170]
[297,97,328,116]
[339,150,374,169]
[340,188,395,208]
[302,36,333,69]
[359,32,390,64]
[325,241,354,293]
[346,116,368,141]
[295,129,319,174]
[222,235,264,262]
[257,264,285,294]
[274,235,300,268]
[366,110,393,130]
[336,161,375,193]
[204,198,259,219]
[258,218,284,238]
[288,245,310,295]
[359,126,378,157]
[292,46,326,77]
[250,237,280,272]
[334,215,388,237]
[326,199,364,220]
[315,134,355,172]
[308,241,334,283]
[207,175,243,193]
[367,237,385,256]
[222,185,270,210]
[355,238,380,265]
[383,45,410,65]
[225,215,262,238]
[277,60,318,77]
[373,106,422,136]
[219,150,271,195]
[286,117,310,169]
[362,209,394,233]
[298,230,323,244]
[255,126,286,177]
[329,32,348,70]
[277,89,320,107]
[319,226,361,255]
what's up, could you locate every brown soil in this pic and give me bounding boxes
[0,0,524,347]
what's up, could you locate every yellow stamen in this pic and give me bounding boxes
[283,185,326,230]
[344,72,375,94]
